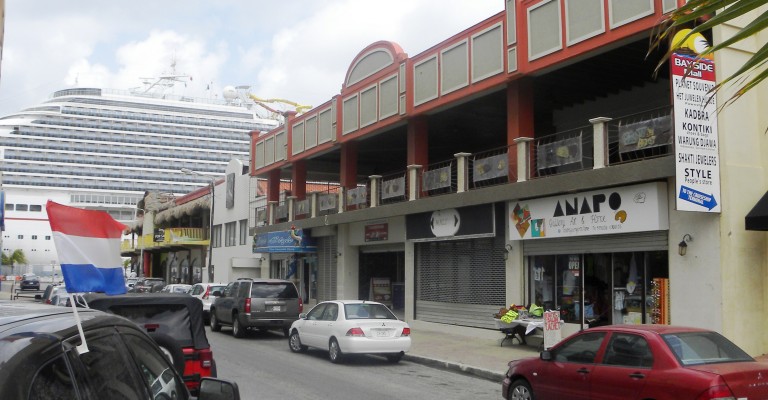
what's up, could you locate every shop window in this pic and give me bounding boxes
[528,251,668,326]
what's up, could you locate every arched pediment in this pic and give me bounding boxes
[345,41,406,88]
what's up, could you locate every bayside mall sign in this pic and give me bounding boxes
[671,34,721,213]
[509,182,668,240]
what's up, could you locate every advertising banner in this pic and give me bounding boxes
[671,36,721,212]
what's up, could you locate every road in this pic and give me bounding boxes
[207,326,501,400]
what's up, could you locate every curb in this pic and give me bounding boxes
[404,353,505,382]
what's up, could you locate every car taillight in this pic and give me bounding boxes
[401,327,411,336]
[198,348,213,369]
[298,297,303,313]
[695,384,736,400]
[346,327,365,337]
[202,286,210,300]
[245,298,251,313]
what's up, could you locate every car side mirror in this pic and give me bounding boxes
[540,350,552,361]
[299,313,307,319]
[198,377,240,400]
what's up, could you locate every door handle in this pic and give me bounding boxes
[628,373,645,379]
[577,368,590,374]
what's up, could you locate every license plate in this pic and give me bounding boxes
[375,329,390,337]
[270,305,281,312]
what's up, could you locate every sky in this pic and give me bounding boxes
[0,0,504,118]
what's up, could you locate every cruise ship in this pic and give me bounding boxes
[0,83,279,271]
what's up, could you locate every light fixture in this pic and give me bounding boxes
[678,234,692,256]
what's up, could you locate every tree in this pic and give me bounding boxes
[1,249,28,267]
[651,0,768,108]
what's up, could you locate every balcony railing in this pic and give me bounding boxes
[256,107,673,225]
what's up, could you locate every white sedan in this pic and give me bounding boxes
[288,300,411,363]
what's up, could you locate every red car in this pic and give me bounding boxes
[502,325,768,400]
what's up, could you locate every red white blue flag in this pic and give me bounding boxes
[47,201,127,295]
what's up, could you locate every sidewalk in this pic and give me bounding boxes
[403,320,540,381]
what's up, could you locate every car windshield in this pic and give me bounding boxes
[250,283,298,298]
[662,331,754,366]
[344,303,397,320]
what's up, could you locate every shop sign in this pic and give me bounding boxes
[153,228,165,242]
[365,222,388,242]
[407,204,494,241]
[509,182,668,240]
[671,34,720,213]
[253,226,317,253]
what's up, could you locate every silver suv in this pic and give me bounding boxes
[209,278,302,338]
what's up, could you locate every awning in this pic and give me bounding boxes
[745,191,768,231]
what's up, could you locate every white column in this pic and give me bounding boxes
[369,175,382,207]
[454,152,471,193]
[589,117,612,169]
[513,137,534,182]
[407,165,422,201]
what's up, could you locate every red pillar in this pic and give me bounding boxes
[507,79,535,179]
[407,116,428,167]
[340,142,358,189]
[267,169,281,203]
[292,160,307,199]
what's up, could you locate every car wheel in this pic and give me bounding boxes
[329,338,344,363]
[508,379,534,400]
[148,333,185,376]
[232,314,246,338]
[210,310,221,332]
[289,330,307,353]
[386,353,403,363]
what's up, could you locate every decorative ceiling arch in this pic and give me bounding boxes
[344,41,407,88]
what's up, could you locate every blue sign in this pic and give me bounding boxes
[678,185,718,211]
[253,227,317,253]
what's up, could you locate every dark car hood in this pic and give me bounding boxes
[84,293,209,349]
[689,361,768,398]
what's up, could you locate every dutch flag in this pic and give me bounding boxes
[47,201,128,295]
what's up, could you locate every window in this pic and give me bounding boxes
[28,356,76,399]
[30,204,43,212]
[45,236,51,240]
[122,334,188,400]
[15,204,28,211]
[212,225,222,248]
[603,334,653,367]
[31,235,38,240]
[553,332,606,364]
[74,329,147,399]
[17,235,23,240]
[239,219,248,245]
[225,222,237,247]
[4,203,12,211]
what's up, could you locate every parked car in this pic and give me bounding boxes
[210,278,302,338]
[161,284,192,294]
[125,276,139,291]
[288,300,411,363]
[501,324,768,400]
[38,283,66,304]
[0,300,240,400]
[20,273,40,290]
[131,277,166,293]
[85,293,216,395]
[189,282,228,324]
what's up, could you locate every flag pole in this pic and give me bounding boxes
[68,292,89,354]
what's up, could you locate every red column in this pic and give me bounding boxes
[267,169,281,203]
[340,141,358,189]
[292,160,307,200]
[507,79,535,179]
[407,116,428,167]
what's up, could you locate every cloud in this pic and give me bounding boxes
[0,0,503,116]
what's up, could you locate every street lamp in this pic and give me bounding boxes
[181,169,215,280]
[135,207,146,278]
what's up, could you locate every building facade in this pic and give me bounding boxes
[220,2,768,355]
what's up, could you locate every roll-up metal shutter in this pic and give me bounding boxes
[415,237,506,329]
[316,236,337,302]
[522,231,668,256]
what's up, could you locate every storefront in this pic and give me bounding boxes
[511,182,670,333]
[253,226,318,303]
[408,203,506,329]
